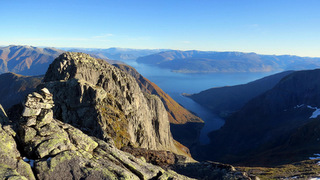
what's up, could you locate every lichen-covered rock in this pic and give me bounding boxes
[0,104,35,180]
[42,52,179,154]
[16,89,194,180]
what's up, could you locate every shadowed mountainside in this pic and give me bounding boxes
[0,73,42,109]
[137,50,320,73]
[196,69,320,166]
[187,70,294,116]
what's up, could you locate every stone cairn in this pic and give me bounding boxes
[22,88,54,127]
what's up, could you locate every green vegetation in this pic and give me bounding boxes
[98,93,131,149]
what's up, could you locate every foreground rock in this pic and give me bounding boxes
[16,88,194,179]
[0,104,35,180]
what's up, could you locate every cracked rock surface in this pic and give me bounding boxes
[15,88,194,180]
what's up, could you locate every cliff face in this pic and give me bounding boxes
[42,52,178,153]
[113,64,203,124]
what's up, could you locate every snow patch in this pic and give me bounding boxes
[294,104,305,108]
[308,106,320,119]
[310,154,320,160]
[308,105,318,110]
[311,109,320,119]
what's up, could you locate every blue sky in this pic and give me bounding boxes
[0,0,319,57]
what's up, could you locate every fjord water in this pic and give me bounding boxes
[126,61,275,144]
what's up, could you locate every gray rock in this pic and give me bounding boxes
[16,90,194,180]
[0,104,35,180]
[43,52,179,154]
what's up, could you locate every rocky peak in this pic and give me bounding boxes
[42,52,180,154]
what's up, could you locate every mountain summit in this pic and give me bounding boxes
[42,52,181,153]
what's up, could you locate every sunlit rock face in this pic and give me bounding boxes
[43,52,178,153]
[15,88,193,180]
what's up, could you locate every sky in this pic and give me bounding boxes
[0,0,319,57]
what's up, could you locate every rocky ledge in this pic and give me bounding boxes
[1,88,194,179]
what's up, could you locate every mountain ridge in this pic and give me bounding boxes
[137,50,320,73]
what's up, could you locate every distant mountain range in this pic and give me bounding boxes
[137,50,320,73]
[0,45,124,76]
[61,47,169,61]
[4,46,320,75]
[195,69,320,166]
[0,45,64,75]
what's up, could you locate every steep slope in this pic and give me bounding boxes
[0,45,64,75]
[137,50,320,73]
[113,64,203,124]
[187,70,294,116]
[199,69,320,166]
[0,73,42,109]
[42,52,181,155]
[113,64,204,154]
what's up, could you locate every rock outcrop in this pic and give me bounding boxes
[42,52,179,154]
[14,88,194,179]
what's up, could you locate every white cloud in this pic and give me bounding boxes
[182,41,191,44]
[92,34,114,39]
